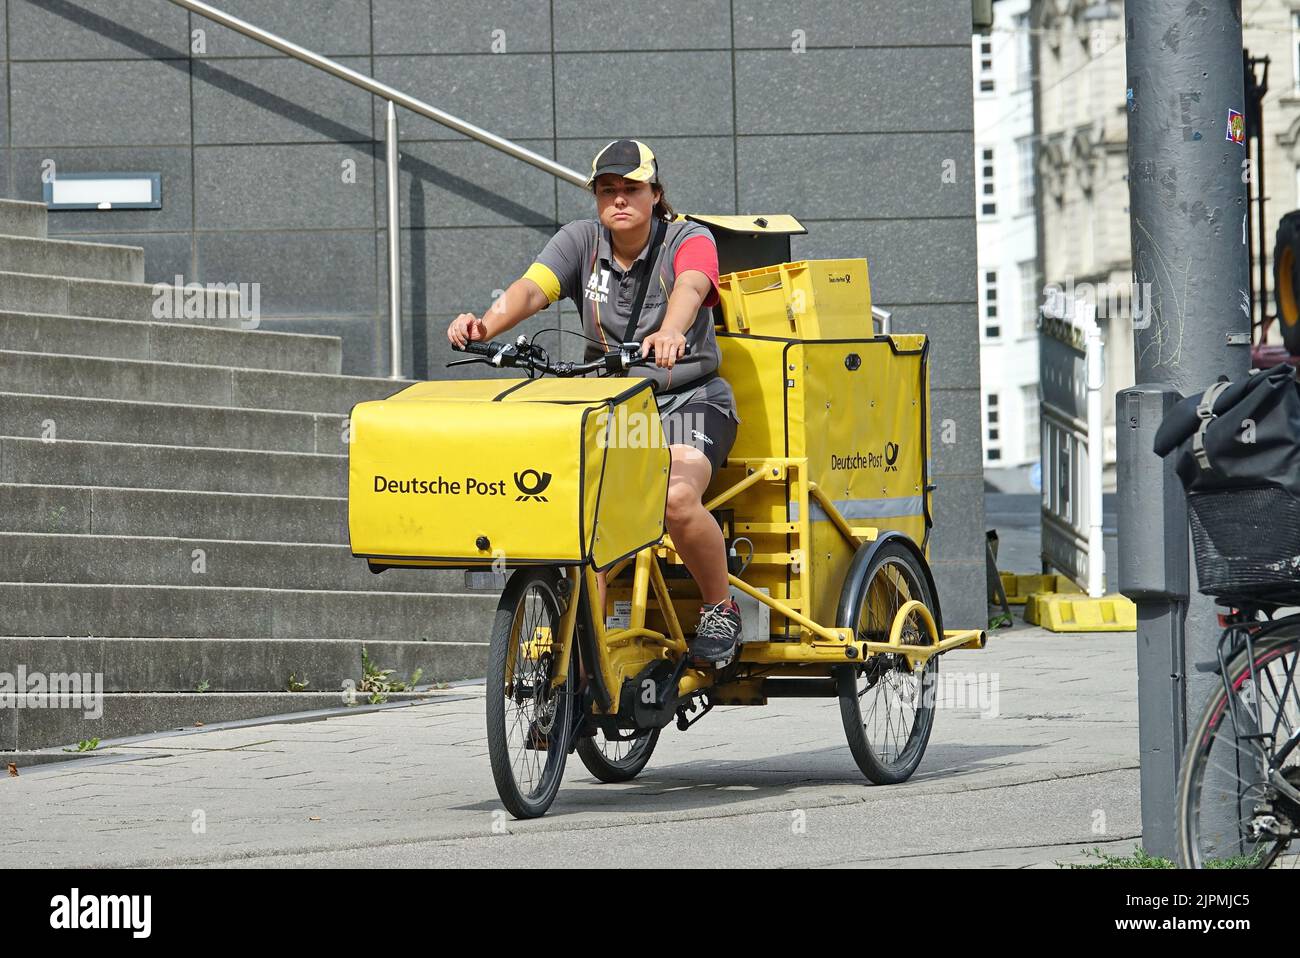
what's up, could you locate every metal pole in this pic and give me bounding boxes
[1083,302,1105,598]
[1122,0,1252,859]
[1244,55,1256,331]
[1248,55,1270,335]
[385,102,403,380]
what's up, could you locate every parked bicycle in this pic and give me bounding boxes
[1156,362,1300,868]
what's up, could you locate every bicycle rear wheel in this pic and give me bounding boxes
[486,567,575,819]
[1177,632,1300,868]
[576,727,660,783]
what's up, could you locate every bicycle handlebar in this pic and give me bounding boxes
[451,336,689,378]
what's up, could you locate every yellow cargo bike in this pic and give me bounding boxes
[348,215,987,819]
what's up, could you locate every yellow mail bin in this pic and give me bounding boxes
[348,377,670,569]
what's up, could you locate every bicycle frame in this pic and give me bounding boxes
[541,454,987,717]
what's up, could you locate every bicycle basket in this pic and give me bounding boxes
[1154,363,1300,600]
[1187,486,1300,596]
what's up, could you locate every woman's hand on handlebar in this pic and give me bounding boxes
[448,313,488,348]
[641,329,688,369]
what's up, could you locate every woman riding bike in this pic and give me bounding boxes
[447,139,744,667]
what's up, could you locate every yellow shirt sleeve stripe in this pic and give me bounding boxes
[522,262,561,304]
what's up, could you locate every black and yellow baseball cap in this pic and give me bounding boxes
[586,139,659,189]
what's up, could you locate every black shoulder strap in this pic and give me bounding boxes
[620,217,668,347]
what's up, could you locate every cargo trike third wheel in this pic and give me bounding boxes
[834,540,939,785]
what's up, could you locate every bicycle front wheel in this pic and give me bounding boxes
[1177,633,1300,868]
[486,567,575,820]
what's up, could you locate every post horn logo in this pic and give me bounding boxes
[514,469,552,502]
[884,441,900,472]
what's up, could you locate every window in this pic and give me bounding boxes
[1017,137,1035,214]
[985,393,1002,463]
[982,269,1000,340]
[979,147,997,217]
[1019,261,1038,337]
[977,37,995,93]
[1023,384,1041,460]
[1293,12,1300,90]
[1015,13,1032,91]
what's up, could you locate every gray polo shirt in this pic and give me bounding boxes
[524,218,740,423]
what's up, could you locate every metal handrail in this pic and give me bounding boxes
[165,0,588,377]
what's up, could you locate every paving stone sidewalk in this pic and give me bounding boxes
[1,621,1142,868]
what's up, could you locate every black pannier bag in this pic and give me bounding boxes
[1152,363,1300,600]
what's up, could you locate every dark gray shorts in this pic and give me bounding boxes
[659,402,737,475]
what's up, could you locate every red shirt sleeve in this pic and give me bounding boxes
[673,235,720,309]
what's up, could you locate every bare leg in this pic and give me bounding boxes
[664,443,729,605]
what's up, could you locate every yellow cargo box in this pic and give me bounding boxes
[705,332,932,635]
[348,377,670,570]
[716,259,872,339]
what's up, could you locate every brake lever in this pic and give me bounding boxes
[445,358,488,368]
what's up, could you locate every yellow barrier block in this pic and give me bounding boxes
[1022,592,1137,632]
[996,572,1077,605]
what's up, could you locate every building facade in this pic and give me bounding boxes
[0,0,991,627]
[1243,3,1300,338]
[1031,0,1300,478]
[973,0,1040,478]
[1031,0,1131,478]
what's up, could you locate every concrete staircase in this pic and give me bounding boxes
[0,198,492,756]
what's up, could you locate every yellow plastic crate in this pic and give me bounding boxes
[716,259,871,339]
[1022,592,1137,632]
[997,572,1078,605]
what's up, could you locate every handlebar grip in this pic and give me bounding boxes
[631,342,691,366]
[458,340,497,356]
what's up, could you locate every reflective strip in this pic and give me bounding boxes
[522,262,561,304]
[788,495,925,522]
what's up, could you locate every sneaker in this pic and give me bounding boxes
[690,598,743,667]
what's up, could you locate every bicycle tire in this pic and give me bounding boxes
[1177,632,1300,868]
[834,539,939,785]
[576,727,661,783]
[485,567,575,819]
